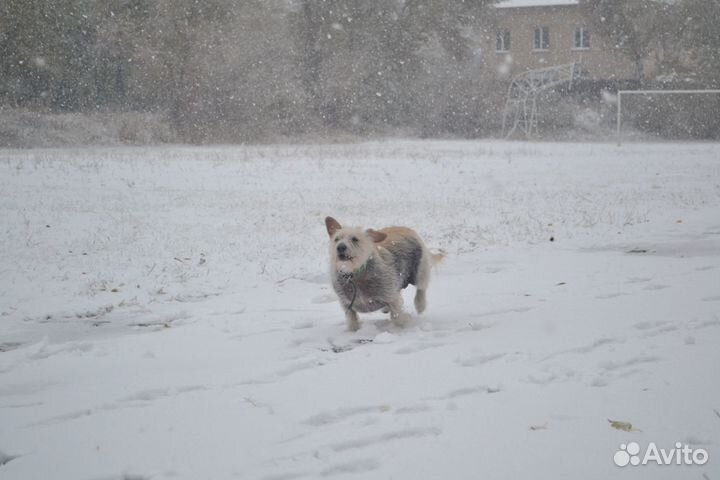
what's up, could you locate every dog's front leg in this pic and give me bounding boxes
[345,309,360,331]
[387,296,410,327]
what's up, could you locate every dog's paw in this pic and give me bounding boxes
[346,313,360,332]
[392,312,411,327]
[345,310,360,332]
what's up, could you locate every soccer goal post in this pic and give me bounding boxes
[616,89,720,145]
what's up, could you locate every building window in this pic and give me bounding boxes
[574,26,590,49]
[534,27,550,50]
[496,29,511,52]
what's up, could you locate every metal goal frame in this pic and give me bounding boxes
[616,89,720,145]
[502,62,585,139]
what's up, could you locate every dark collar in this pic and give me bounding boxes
[339,259,369,281]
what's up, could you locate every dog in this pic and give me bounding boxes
[325,216,444,331]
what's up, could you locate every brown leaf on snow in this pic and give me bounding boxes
[608,419,641,432]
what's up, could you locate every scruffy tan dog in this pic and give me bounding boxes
[325,216,444,331]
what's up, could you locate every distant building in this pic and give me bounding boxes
[487,0,653,81]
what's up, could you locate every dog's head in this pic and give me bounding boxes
[325,217,387,273]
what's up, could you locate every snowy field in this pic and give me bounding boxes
[1,141,719,480]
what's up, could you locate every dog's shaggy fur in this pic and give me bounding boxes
[325,216,444,331]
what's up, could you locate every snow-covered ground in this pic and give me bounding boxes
[1,141,719,479]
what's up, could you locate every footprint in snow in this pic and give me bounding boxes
[633,320,671,330]
[0,342,23,352]
[274,358,325,377]
[526,372,559,385]
[457,352,506,367]
[470,307,532,318]
[484,266,504,274]
[394,342,446,354]
[425,385,501,400]
[122,385,205,403]
[261,472,311,480]
[447,385,501,397]
[302,405,389,426]
[330,427,442,452]
[320,458,381,476]
[596,292,628,299]
[599,356,662,371]
[0,451,18,466]
[394,404,432,415]
[625,277,652,284]
[542,337,621,361]
[640,325,679,338]
[691,319,720,330]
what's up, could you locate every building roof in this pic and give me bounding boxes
[495,0,579,8]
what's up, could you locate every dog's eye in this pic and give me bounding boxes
[351,237,358,243]
[334,237,339,243]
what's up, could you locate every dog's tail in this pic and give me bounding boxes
[430,249,447,265]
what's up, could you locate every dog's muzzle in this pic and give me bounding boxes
[337,243,350,261]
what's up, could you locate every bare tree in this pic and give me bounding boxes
[581,0,671,82]
[291,0,493,132]
[676,0,720,87]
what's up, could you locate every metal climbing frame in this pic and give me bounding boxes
[501,62,585,139]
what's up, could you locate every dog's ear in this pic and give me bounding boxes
[325,217,342,237]
[366,229,387,243]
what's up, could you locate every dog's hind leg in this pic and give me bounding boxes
[387,296,410,327]
[413,254,432,314]
[345,309,360,331]
[414,289,426,314]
